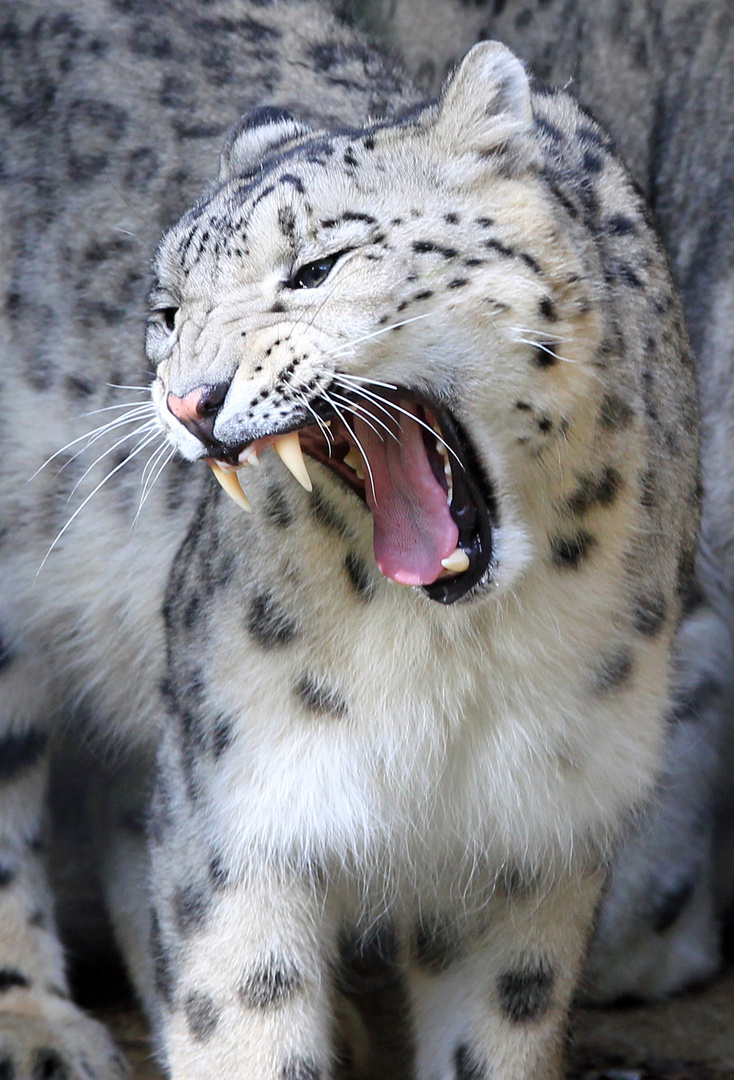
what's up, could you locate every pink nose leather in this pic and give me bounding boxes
[167,387,206,423]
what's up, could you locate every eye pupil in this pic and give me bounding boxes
[161,307,177,331]
[289,255,338,290]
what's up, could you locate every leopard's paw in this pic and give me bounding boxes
[0,991,129,1080]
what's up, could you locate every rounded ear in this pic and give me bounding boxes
[219,107,312,181]
[434,42,533,153]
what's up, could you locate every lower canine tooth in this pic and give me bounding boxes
[440,548,470,573]
[274,430,313,492]
[344,447,365,480]
[208,460,252,512]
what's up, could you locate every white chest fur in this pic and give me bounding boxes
[166,459,669,904]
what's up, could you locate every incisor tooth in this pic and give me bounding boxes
[274,430,312,491]
[208,460,252,512]
[239,445,260,467]
[440,548,470,573]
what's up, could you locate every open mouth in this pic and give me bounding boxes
[207,389,496,604]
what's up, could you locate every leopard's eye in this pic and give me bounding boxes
[287,253,342,290]
[158,307,178,332]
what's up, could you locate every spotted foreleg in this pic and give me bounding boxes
[151,864,340,1079]
[408,869,605,1080]
[148,736,340,1079]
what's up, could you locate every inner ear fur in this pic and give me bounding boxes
[434,42,533,154]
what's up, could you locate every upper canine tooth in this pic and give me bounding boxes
[440,548,470,574]
[208,460,252,512]
[274,431,312,491]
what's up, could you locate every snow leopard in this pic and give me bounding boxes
[0,0,700,1078]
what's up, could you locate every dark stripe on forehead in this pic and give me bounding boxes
[279,174,306,194]
[173,123,383,261]
[243,129,353,180]
[300,138,335,159]
[248,183,277,216]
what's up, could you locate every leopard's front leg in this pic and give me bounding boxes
[408,867,605,1080]
[148,733,339,1080]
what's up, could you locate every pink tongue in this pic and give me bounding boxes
[354,407,459,586]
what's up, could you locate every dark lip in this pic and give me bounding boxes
[414,398,497,604]
[209,386,497,605]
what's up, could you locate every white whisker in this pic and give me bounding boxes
[140,436,171,494]
[106,382,154,392]
[68,420,159,499]
[328,310,437,356]
[35,429,162,581]
[335,373,399,392]
[142,446,177,508]
[320,389,377,503]
[29,404,156,480]
[80,400,154,418]
[294,391,334,448]
[506,324,564,344]
[331,377,464,470]
[329,390,399,443]
[59,409,156,474]
[64,409,157,469]
[135,443,176,525]
[510,335,575,365]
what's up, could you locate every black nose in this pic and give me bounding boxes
[167,380,230,446]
